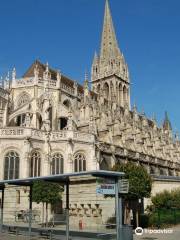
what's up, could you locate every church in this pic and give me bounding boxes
[0,0,179,227]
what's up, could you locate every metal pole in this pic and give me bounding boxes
[66,182,70,240]
[29,185,32,239]
[119,196,123,239]
[0,187,4,233]
[115,179,120,240]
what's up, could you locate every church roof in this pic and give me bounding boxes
[23,60,97,98]
[23,59,82,89]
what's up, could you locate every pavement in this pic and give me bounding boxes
[0,233,109,240]
[0,226,179,240]
[0,234,95,240]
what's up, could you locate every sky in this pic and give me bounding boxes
[0,0,180,132]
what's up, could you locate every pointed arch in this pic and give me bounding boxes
[29,151,41,177]
[123,85,127,107]
[51,153,64,175]
[119,83,123,106]
[103,82,109,100]
[74,152,86,172]
[63,99,71,109]
[4,151,20,180]
[110,81,113,101]
[16,91,31,108]
[97,84,101,94]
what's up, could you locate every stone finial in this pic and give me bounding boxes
[0,76,3,88]
[175,132,179,141]
[12,67,16,81]
[57,69,61,82]
[43,62,51,91]
[46,62,49,73]
[73,81,78,96]
[4,71,10,89]
[141,108,145,116]
[84,71,89,102]
[163,111,172,131]
[6,71,10,81]
[93,51,98,64]
[84,71,89,87]
[43,62,51,81]
[132,103,137,113]
[34,64,39,79]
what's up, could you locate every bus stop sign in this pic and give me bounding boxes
[118,179,129,194]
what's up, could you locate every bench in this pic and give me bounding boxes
[38,229,53,239]
[97,233,115,239]
[8,226,19,236]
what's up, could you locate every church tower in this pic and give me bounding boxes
[91,0,130,109]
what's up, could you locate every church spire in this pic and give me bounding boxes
[91,0,130,109]
[100,0,120,62]
[163,111,172,131]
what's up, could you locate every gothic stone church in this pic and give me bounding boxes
[0,0,179,226]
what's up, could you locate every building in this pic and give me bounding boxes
[0,0,180,227]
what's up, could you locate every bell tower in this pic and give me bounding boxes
[91,0,130,109]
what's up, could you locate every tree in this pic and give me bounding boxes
[112,162,152,226]
[32,180,63,226]
[151,188,180,209]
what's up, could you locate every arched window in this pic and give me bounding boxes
[103,83,109,100]
[97,84,100,94]
[123,86,127,106]
[74,153,86,172]
[63,99,71,109]
[4,151,20,180]
[17,92,31,108]
[16,114,26,126]
[119,83,122,106]
[30,151,41,177]
[59,117,68,130]
[51,153,64,175]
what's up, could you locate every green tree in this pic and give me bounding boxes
[112,162,152,226]
[151,188,180,209]
[32,180,63,226]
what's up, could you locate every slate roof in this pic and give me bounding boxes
[23,60,96,97]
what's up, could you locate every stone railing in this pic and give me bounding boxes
[12,77,59,89]
[14,77,34,87]
[61,83,75,95]
[0,128,95,143]
[0,128,24,137]
[0,128,44,141]
[0,127,94,143]
[51,130,95,143]
[51,131,67,141]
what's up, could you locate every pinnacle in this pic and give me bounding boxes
[100,0,121,61]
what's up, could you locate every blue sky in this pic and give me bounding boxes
[0,0,180,132]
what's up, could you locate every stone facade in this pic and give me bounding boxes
[0,0,180,226]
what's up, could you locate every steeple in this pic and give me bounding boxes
[163,111,172,131]
[91,0,130,109]
[100,0,121,62]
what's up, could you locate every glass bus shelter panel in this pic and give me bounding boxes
[66,175,117,238]
[1,185,33,228]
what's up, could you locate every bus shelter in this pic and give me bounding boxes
[0,170,126,240]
